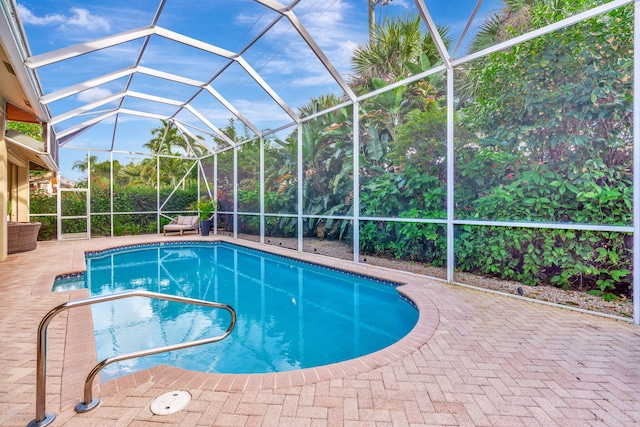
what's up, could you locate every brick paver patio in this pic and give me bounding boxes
[1,235,639,426]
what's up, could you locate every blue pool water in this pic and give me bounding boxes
[53,242,418,380]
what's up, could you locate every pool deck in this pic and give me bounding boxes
[1,234,640,426]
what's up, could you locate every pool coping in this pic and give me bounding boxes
[35,235,440,407]
[99,280,438,396]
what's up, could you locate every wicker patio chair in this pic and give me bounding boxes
[7,222,41,254]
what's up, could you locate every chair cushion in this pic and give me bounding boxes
[177,215,187,225]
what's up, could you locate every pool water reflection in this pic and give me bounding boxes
[54,242,418,380]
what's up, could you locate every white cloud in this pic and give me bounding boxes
[17,4,65,25]
[391,0,411,10]
[65,8,110,32]
[262,0,365,77]
[235,11,274,28]
[77,87,113,103]
[17,4,110,32]
[231,99,292,129]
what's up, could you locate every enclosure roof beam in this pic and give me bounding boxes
[25,23,238,75]
[40,65,209,106]
[450,0,484,59]
[413,0,452,69]
[173,121,216,155]
[56,111,117,140]
[155,26,297,127]
[51,90,184,126]
[255,0,357,102]
[40,67,136,105]
[154,27,238,59]
[173,120,218,139]
[252,0,290,13]
[56,107,169,141]
[27,18,296,142]
[51,92,127,125]
[234,56,299,123]
[126,90,184,106]
[25,26,155,69]
[203,85,261,137]
[452,0,632,67]
[185,105,237,147]
[117,108,169,120]
[136,66,206,87]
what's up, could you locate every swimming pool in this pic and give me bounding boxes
[53,242,418,380]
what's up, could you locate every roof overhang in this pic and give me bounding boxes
[5,129,58,171]
[6,102,38,123]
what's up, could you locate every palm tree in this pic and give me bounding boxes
[117,161,149,187]
[145,120,184,155]
[351,14,450,93]
[368,0,394,43]
[459,0,570,102]
[72,155,97,175]
[144,120,202,189]
[467,0,539,53]
[72,155,112,178]
[298,94,345,117]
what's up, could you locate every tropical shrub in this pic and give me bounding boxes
[456,226,632,295]
[455,0,633,295]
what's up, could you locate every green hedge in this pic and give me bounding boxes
[31,182,198,238]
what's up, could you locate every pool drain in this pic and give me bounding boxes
[150,390,191,415]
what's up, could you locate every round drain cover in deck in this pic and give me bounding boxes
[150,390,191,415]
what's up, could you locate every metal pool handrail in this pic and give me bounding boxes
[28,290,236,427]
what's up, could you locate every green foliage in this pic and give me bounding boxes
[388,107,447,179]
[25,3,635,299]
[351,14,450,92]
[31,180,198,239]
[188,196,217,221]
[360,164,446,264]
[30,191,56,215]
[30,215,56,240]
[301,104,354,223]
[588,289,621,302]
[265,216,297,237]
[112,214,158,236]
[237,183,260,213]
[360,220,446,265]
[450,1,634,296]
[456,226,632,295]
[6,121,43,141]
[239,215,260,235]
[462,160,632,224]
[464,2,633,174]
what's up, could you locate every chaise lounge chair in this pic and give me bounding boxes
[163,215,200,236]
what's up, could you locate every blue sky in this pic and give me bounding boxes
[15,0,502,179]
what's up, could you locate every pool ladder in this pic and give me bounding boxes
[28,290,236,427]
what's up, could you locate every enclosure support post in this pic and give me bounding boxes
[633,0,640,325]
[233,146,238,239]
[353,102,360,264]
[87,151,91,238]
[110,151,115,237]
[156,154,160,230]
[446,69,455,283]
[297,125,303,252]
[260,136,265,244]
[214,154,218,235]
